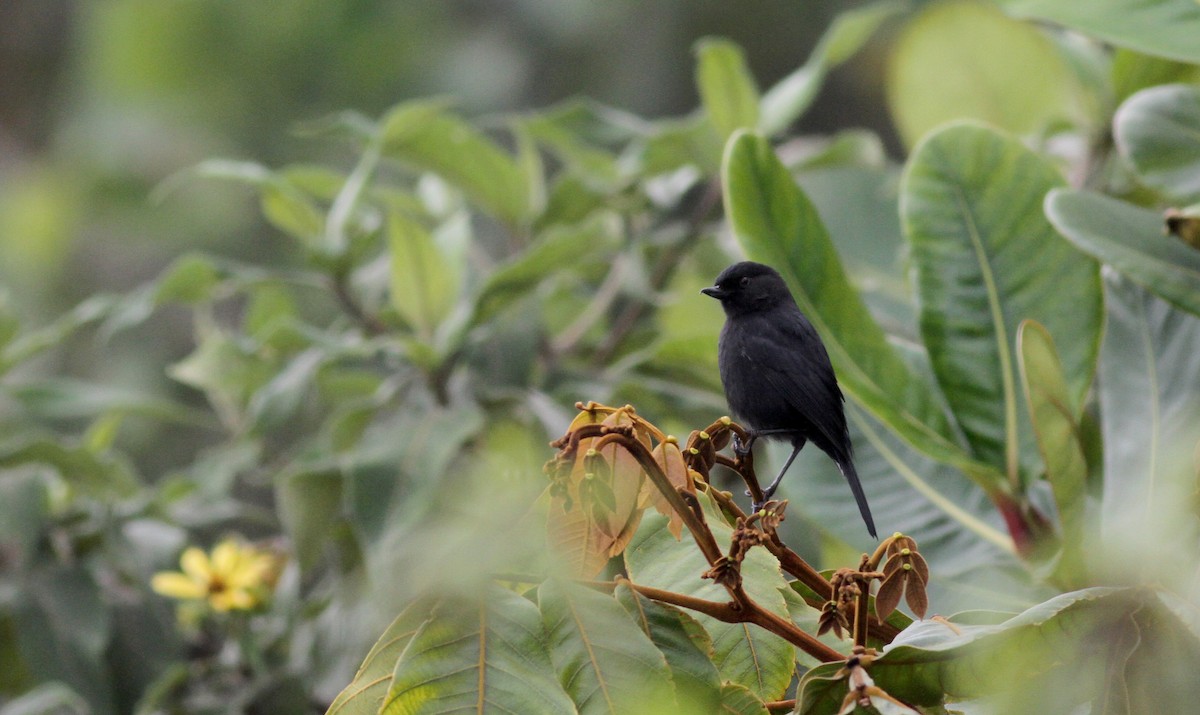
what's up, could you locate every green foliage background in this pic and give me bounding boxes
[2,0,1200,713]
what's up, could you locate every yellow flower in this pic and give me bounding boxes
[151,538,280,612]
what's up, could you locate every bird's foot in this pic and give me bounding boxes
[732,432,756,459]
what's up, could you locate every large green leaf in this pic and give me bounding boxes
[380,101,531,226]
[539,578,677,714]
[901,122,1101,486]
[623,495,797,701]
[1114,84,1200,202]
[1000,0,1200,64]
[1045,188,1200,318]
[613,584,722,712]
[375,586,573,715]
[887,1,1080,147]
[760,0,908,135]
[798,587,1200,714]
[1096,278,1200,588]
[1015,320,1088,587]
[694,37,760,143]
[721,131,1003,490]
[324,601,430,715]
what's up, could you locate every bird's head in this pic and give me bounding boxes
[701,261,793,316]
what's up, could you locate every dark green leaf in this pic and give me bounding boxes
[902,122,1101,484]
[614,584,722,712]
[276,467,343,571]
[540,578,677,714]
[623,494,797,701]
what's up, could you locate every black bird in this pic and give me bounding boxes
[701,261,876,538]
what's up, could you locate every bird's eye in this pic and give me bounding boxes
[739,276,750,287]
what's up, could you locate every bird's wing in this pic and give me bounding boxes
[738,313,849,457]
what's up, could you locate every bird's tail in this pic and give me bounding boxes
[839,459,877,539]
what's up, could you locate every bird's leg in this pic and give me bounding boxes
[752,442,804,512]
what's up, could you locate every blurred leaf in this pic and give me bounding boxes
[153,253,222,304]
[169,330,270,427]
[380,100,530,226]
[0,682,90,715]
[634,117,723,176]
[277,467,342,572]
[888,1,1079,147]
[376,586,574,715]
[5,378,211,427]
[261,184,325,242]
[1,295,116,372]
[247,348,324,432]
[1000,0,1200,63]
[540,578,677,714]
[761,0,908,135]
[324,600,430,715]
[722,131,1004,490]
[12,566,113,714]
[1111,49,1200,105]
[799,587,1200,713]
[1113,84,1200,202]
[694,37,760,143]
[0,438,137,498]
[387,211,462,338]
[901,122,1101,484]
[614,583,722,712]
[521,103,629,191]
[1016,320,1088,587]
[0,472,48,570]
[624,497,797,701]
[1096,278,1200,575]
[1046,189,1200,318]
[471,212,620,326]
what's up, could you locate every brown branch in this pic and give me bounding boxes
[620,578,845,663]
[582,427,724,565]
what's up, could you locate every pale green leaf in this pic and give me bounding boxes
[1045,188,1200,318]
[1000,0,1200,64]
[888,1,1080,147]
[1114,84,1200,202]
[694,38,761,143]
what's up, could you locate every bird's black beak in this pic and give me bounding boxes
[701,286,725,300]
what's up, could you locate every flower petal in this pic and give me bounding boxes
[211,540,241,576]
[180,547,212,582]
[151,572,207,600]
